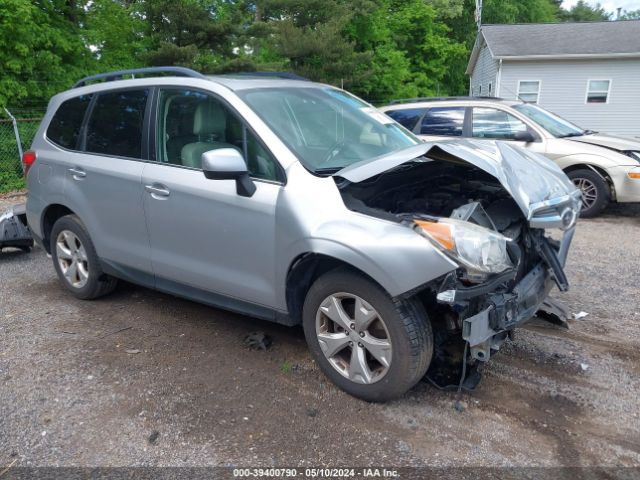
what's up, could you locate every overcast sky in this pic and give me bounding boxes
[562,0,640,13]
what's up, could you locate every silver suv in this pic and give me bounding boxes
[381,97,640,217]
[25,68,580,401]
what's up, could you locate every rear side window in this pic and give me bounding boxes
[419,107,465,136]
[385,108,425,131]
[46,95,93,149]
[86,89,149,158]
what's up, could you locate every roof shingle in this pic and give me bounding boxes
[482,20,640,57]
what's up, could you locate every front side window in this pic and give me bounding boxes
[472,107,528,140]
[517,81,540,103]
[46,94,93,149]
[420,107,465,136]
[238,87,418,173]
[384,108,425,131]
[156,88,281,181]
[85,89,149,158]
[586,80,610,103]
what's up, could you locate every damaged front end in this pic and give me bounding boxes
[336,139,580,384]
[0,203,33,253]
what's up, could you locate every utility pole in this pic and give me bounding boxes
[475,0,483,30]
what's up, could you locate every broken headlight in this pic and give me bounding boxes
[415,218,513,274]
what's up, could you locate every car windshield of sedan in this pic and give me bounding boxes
[238,87,419,174]
[512,103,586,138]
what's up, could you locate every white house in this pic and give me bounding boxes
[466,20,640,138]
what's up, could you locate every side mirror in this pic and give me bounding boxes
[201,148,256,197]
[513,130,536,143]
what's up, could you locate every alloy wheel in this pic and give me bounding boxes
[56,230,90,289]
[315,293,392,384]
[573,177,598,210]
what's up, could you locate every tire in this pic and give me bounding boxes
[567,169,609,218]
[302,268,433,402]
[50,214,117,300]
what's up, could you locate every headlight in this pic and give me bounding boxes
[415,218,514,274]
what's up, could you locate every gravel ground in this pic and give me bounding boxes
[1,191,639,468]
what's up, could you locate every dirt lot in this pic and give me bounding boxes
[1,191,639,468]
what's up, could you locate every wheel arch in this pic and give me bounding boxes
[563,163,615,200]
[41,204,76,253]
[285,253,389,326]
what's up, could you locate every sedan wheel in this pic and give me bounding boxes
[316,293,392,384]
[573,177,598,211]
[56,230,90,288]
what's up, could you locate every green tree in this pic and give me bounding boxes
[559,1,611,21]
[0,0,92,106]
[620,9,640,19]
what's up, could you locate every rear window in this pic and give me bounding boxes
[46,95,93,149]
[385,108,425,131]
[85,89,149,158]
[419,107,465,136]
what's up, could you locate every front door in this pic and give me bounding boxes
[470,107,547,156]
[142,88,284,308]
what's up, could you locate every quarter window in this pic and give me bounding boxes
[46,95,93,150]
[586,80,610,103]
[517,81,540,103]
[472,108,528,140]
[85,89,149,158]
[419,107,465,136]
[384,108,425,131]
[156,88,281,181]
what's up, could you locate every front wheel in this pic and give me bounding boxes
[567,169,610,218]
[302,268,433,402]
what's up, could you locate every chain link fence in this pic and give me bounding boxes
[0,109,44,193]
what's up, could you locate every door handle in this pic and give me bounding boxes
[68,167,86,180]
[144,184,170,198]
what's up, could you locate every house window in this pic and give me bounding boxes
[586,80,610,103]
[488,82,492,96]
[517,81,540,103]
[479,84,482,95]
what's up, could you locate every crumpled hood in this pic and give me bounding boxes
[567,133,640,152]
[336,139,580,222]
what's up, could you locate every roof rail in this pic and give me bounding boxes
[227,71,310,81]
[73,66,207,88]
[389,96,504,105]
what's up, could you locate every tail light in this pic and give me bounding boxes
[22,150,37,176]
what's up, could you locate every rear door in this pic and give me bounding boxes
[141,87,283,308]
[61,88,152,276]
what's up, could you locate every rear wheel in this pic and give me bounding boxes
[302,268,433,402]
[50,215,117,299]
[567,169,609,218]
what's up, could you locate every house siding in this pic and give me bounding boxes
[499,58,640,138]
[470,44,499,97]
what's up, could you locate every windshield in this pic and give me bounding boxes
[512,103,585,138]
[238,87,419,173]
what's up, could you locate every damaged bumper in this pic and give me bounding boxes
[0,203,33,252]
[437,226,575,361]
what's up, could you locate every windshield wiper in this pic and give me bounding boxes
[314,167,343,175]
[557,132,585,138]
[582,129,597,135]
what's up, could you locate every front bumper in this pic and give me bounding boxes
[609,165,640,203]
[437,226,575,361]
[0,203,33,251]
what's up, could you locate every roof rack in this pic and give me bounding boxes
[227,71,309,81]
[389,96,504,105]
[73,66,207,88]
